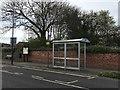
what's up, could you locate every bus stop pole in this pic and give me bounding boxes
[11,2,15,65]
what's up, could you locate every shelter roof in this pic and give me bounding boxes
[53,38,90,43]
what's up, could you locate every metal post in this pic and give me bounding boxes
[11,2,15,65]
[23,54,25,62]
[84,43,86,69]
[64,43,66,69]
[52,43,54,67]
[78,42,80,70]
[47,46,49,68]
[46,41,50,68]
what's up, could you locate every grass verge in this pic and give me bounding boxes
[98,71,120,79]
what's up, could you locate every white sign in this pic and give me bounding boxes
[23,47,28,54]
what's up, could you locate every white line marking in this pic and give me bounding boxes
[54,80,78,84]
[2,65,21,68]
[42,69,96,79]
[6,65,96,79]
[32,75,44,80]
[88,77,96,80]
[67,80,78,84]
[23,66,95,79]
[55,80,64,83]
[32,75,89,90]
[0,70,23,75]
[10,66,21,68]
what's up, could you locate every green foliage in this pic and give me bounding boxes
[30,47,52,51]
[86,45,120,53]
[64,10,118,46]
[28,37,52,49]
[16,42,25,51]
[98,72,120,79]
[2,51,11,59]
[28,38,41,49]
[53,44,120,53]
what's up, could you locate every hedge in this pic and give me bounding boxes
[85,45,120,53]
[28,44,120,54]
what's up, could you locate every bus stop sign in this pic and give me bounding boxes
[10,37,17,46]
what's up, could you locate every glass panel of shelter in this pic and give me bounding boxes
[53,42,82,70]
[54,43,64,67]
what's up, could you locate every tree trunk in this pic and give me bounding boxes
[41,31,46,40]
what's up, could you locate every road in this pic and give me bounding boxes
[1,64,119,89]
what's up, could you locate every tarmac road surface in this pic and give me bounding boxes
[1,64,119,89]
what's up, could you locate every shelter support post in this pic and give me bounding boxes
[84,43,86,69]
[78,42,80,70]
[64,43,67,69]
[52,43,55,67]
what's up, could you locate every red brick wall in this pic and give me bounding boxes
[86,53,119,70]
[29,51,119,70]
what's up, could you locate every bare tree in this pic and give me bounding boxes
[1,0,68,40]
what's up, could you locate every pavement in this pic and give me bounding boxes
[2,59,119,77]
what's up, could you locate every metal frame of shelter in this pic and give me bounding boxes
[52,38,90,70]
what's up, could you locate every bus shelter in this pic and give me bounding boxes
[52,38,90,70]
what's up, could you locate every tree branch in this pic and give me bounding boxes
[19,10,42,33]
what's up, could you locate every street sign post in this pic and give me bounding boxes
[10,37,17,65]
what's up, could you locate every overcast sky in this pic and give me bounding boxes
[0,0,119,44]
